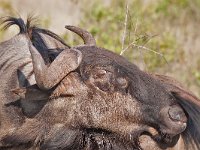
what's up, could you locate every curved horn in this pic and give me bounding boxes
[65,25,96,46]
[29,42,82,90]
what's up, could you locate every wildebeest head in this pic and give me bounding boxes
[1,17,200,149]
[24,24,187,143]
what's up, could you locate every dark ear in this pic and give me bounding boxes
[12,84,51,101]
[11,84,50,118]
[172,91,200,150]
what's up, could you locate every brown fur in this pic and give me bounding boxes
[0,17,200,150]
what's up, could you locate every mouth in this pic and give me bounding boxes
[127,105,188,149]
[138,104,188,145]
[136,128,173,150]
[139,127,180,146]
[143,127,172,143]
[150,129,177,144]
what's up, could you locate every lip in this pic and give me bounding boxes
[161,121,187,135]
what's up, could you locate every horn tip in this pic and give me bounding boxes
[65,25,74,30]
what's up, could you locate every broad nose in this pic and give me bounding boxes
[168,105,187,123]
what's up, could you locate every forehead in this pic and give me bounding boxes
[77,45,140,72]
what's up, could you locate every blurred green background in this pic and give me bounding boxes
[0,0,200,96]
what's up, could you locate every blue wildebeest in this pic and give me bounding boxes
[0,17,200,150]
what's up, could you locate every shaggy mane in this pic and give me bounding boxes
[0,16,69,48]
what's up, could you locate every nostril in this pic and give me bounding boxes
[168,105,187,123]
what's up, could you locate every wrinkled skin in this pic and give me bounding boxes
[0,17,200,150]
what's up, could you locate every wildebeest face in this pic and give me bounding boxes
[76,45,187,143]
[23,44,187,145]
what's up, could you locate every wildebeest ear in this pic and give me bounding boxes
[11,84,50,117]
[12,84,51,101]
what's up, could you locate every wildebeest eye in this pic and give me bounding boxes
[89,68,113,92]
[93,69,107,79]
[116,77,128,89]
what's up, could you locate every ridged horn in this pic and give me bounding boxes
[29,42,82,90]
[65,25,96,46]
